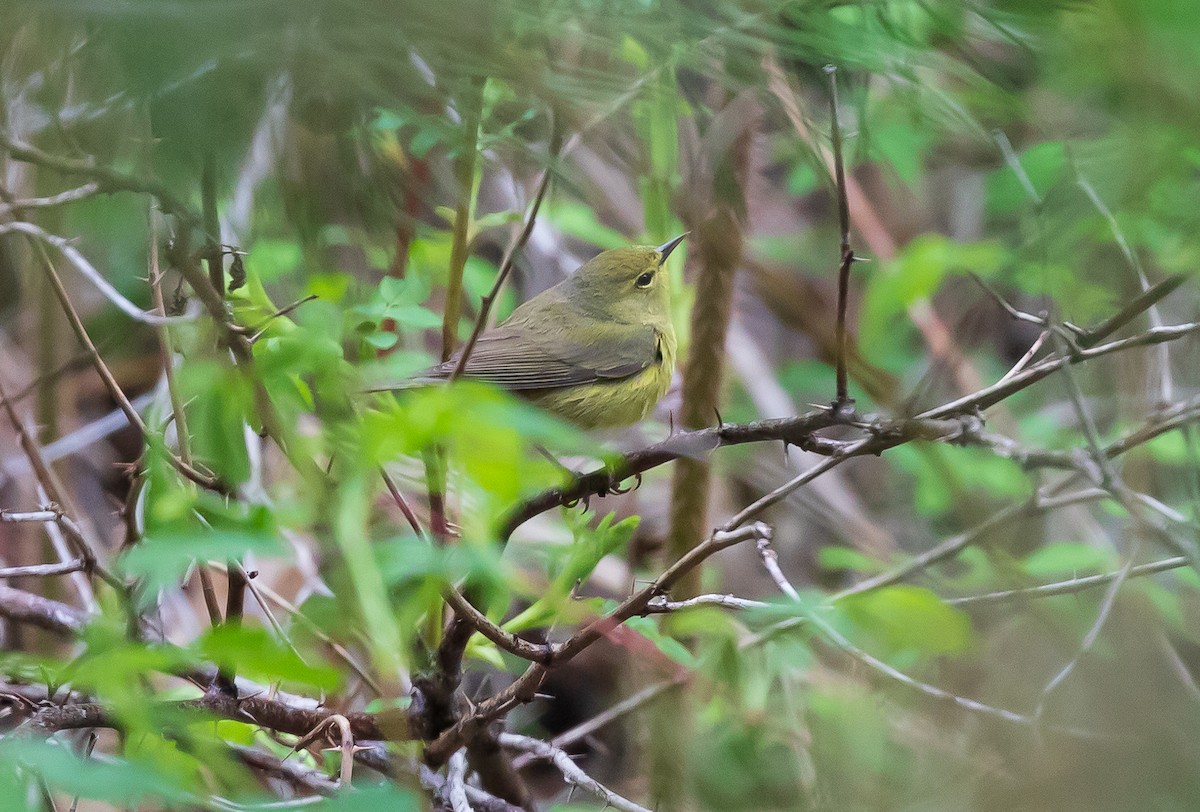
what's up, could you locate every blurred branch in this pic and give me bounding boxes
[0,182,99,215]
[0,219,226,494]
[763,56,985,400]
[0,585,87,633]
[0,559,86,578]
[446,749,473,812]
[0,132,198,225]
[0,376,120,590]
[231,745,339,796]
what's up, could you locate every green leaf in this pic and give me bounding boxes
[624,615,697,667]
[176,361,254,485]
[245,238,302,282]
[985,141,1066,214]
[197,626,340,691]
[504,513,639,633]
[0,738,191,805]
[841,585,973,655]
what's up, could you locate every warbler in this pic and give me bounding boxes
[382,234,685,429]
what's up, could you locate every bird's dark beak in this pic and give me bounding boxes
[656,233,689,264]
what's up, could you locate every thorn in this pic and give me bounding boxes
[713,407,724,428]
[668,410,675,436]
[782,440,790,464]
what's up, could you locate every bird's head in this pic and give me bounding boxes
[561,234,687,324]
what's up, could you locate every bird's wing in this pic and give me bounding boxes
[424,322,658,390]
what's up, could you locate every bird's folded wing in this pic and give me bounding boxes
[422,323,658,390]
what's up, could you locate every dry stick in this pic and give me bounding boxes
[232,745,339,796]
[2,131,306,488]
[835,488,1108,601]
[499,733,653,812]
[0,584,88,633]
[431,140,558,756]
[764,57,984,401]
[837,389,1200,602]
[38,486,97,613]
[825,65,855,409]
[204,559,383,696]
[150,210,223,628]
[1030,329,1147,718]
[0,133,193,220]
[289,714,355,786]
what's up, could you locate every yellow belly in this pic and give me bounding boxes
[525,361,673,429]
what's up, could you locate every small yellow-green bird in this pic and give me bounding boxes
[398,235,686,429]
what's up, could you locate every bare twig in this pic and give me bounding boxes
[0,132,197,224]
[447,749,474,812]
[442,585,552,663]
[500,733,653,812]
[946,555,1188,605]
[645,593,768,613]
[0,377,120,589]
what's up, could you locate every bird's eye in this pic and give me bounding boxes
[635,271,654,288]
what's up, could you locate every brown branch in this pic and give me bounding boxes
[424,523,772,764]
[380,467,424,537]
[502,410,839,539]
[1073,274,1187,349]
[0,219,225,493]
[825,65,856,409]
